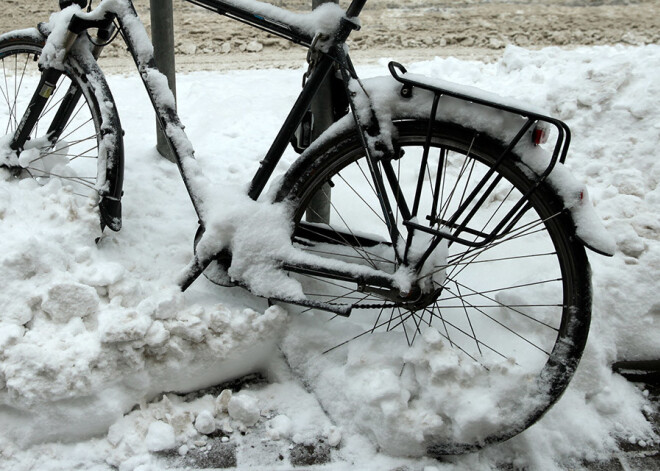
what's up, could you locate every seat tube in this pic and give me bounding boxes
[247,54,334,200]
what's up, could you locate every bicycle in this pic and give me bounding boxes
[0,0,613,456]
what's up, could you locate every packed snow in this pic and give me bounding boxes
[0,44,659,470]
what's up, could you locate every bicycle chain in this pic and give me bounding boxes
[340,300,413,311]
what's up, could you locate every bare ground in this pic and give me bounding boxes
[1,0,659,70]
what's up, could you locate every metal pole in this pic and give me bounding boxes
[306,0,337,225]
[150,0,177,162]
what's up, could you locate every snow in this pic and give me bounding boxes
[145,421,177,452]
[193,410,216,434]
[220,0,347,40]
[0,43,659,470]
[227,393,261,426]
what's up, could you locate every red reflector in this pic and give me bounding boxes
[532,126,549,146]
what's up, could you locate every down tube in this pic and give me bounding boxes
[114,6,208,221]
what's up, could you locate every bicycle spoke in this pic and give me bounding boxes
[430,301,454,348]
[58,117,95,143]
[337,170,387,227]
[456,154,477,216]
[1,56,17,132]
[39,91,67,120]
[439,136,476,222]
[444,277,560,330]
[11,54,32,133]
[442,284,553,355]
[426,303,562,309]
[25,168,97,189]
[354,159,405,244]
[415,218,557,287]
[51,133,99,150]
[63,101,88,131]
[305,198,380,269]
[456,282,482,356]
[420,306,491,367]
[443,213,559,282]
[424,305,508,362]
[0,59,10,131]
[371,306,386,334]
[394,308,409,346]
[61,144,98,162]
[322,309,413,354]
[27,142,98,168]
[409,307,424,345]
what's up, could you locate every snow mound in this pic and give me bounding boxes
[0,178,287,447]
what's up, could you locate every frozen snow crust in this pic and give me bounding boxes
[0,44,659,470]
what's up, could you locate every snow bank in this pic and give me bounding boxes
[0,176,287,448]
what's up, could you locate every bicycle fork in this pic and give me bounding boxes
[7,16,110,156]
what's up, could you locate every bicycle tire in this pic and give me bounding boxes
[0,30,123,231]
[275,119,591,455]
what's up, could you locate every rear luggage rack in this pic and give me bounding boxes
[388,61,573,251]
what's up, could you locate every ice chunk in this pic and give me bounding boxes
[194,410,216,435]
[145,421,176,452]
[228,393,260,426]
[41,283,99,323]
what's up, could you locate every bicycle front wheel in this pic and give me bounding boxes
[275,119,591,455]
[0,31,123,230]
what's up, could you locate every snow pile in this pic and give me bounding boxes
[488,45,660,360]
[0,176,287,449]
[92,364,341,469]
[0,44,658,470]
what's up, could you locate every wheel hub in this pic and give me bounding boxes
[360,281,443,311]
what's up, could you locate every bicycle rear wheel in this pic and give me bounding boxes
[275,119,591,455]
[0,32,123,230]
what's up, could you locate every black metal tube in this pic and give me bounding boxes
[150,0,177,162]
[10,68,64,151]
[247,55,335,200]
[45,84,84,140]
[184,0,314,45]
[345,0,367,18]
[305,0,339,225]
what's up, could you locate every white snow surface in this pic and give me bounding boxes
[0,45,658,470]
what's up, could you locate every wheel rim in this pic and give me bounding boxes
[282,122,589,453]
[0,43,101,201]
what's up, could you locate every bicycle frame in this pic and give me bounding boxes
[10,0,590,315]
[32,0,408,314]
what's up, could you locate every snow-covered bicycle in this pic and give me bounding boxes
[0,0,614,456]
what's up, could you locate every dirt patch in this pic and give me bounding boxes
[1,0,659,70]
